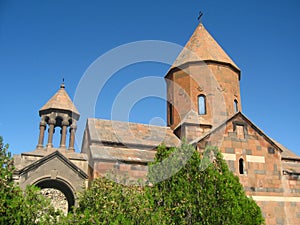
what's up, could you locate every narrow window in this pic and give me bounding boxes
[198,95,206,115]
[268,147,275,154]
[169,103,173,125]
[234,99,239,112]
[239,158,244,174]
[236,125,245,139]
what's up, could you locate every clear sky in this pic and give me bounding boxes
[0,0,299,155]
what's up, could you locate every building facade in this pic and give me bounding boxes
[14,23,300,224]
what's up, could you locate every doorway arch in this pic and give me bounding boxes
[34,178,75,212]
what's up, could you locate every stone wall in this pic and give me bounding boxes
[197,114,300,225]
[40,188,68,215]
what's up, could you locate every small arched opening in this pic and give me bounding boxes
[168,103,173,125]
[239,158,245,174]
[234,99,239,113]
[53,117,63,147]
[35,178,75,213]
[198,95,206,115]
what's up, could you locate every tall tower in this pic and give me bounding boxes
[165,23,241,141]
[36,83,80,151]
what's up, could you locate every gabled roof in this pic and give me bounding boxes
[15,150,88,179]
[171,23,240,73]
[191,112,290,154]
[87,118,180,148]
[173,110,211,131]
[39,83,80,119]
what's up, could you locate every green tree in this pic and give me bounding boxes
[62,142,264,225]
[148,143,264,225]
[0,136,60,225]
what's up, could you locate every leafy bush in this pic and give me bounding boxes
[0,136,61,225]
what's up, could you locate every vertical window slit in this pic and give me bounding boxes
[198,95,206,115]
[239,158,244,174]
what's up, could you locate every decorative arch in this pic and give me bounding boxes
[55,116,64,127]
[34,178,75,212]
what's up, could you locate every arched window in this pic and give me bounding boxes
[239,158,244,174]
[198,95,206,115]
[234,99,239,113]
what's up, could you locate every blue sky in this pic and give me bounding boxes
[0,0,299,155]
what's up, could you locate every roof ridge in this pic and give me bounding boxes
[190,112,287,154]
[90,118,172,129]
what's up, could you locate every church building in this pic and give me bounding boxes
[13,22,300,224]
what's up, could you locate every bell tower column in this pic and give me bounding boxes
[68,123,77,151]
[59,119,69,149]
[37,119,47,149]
[46,118,56,148]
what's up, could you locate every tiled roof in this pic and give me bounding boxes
[87,118,180,148]
[282,161,300,174]
[172,23,240,72]
[174,110,211,131]
[272,139,300,160]
[39,84,80,118]
[90,146,156,163]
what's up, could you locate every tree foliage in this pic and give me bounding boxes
[60,176,160,225]
[148,143,264,225]
[0,136,61,225]
[63,142,264,225]
[0,136,264,224]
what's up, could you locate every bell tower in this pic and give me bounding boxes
[36,83,80,151]
[165,23,241,141]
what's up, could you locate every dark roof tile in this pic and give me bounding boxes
[87,118,180,148]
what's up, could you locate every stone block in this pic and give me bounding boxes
[276,217,284,225]
[254,170,266,175]
[225,147,235,154]
[246,149,252,155]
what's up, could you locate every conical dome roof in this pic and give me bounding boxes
[39,83,80,119]
[172,23,240,72]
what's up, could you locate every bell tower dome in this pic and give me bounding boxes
[165,23,241,141]
[36,83,80,151]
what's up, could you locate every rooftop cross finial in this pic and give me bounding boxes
[198,11,203,23]
[60,78,65,89]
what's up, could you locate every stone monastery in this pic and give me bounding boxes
[14,22,300,224]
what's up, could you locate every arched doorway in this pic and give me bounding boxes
[34,178,75,213]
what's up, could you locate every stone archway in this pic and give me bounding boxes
[40,188,68,215]
[34,178,75,213]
